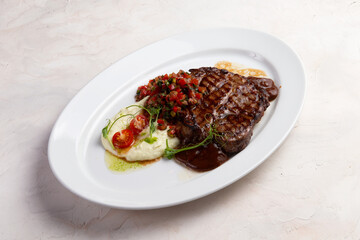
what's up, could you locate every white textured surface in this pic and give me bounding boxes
[0,0,359,239]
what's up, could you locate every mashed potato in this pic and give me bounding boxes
[101,98,179,161]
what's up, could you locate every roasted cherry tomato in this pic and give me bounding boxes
[112,129,134,149]
[129,114,149,135]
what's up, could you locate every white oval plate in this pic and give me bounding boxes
[48,28,305,209]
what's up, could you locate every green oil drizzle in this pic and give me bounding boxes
[104,151,144,172]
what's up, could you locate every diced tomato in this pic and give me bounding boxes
[157,119,165,124]
[175,99,182,106]
[112,129,134,148]
[178,78,187,87]
[168,84,175,90]
[195,93,202,99]
[177,92,185,101]
[147,96,155,105]
[150,87,160,96]
[191,78,199,86]
[169,91,178,101]
[157,118,167,130]
[140,89,147,96]
[172,106,179,113]
[129,114,149,135]
[182,72,190,78]
[198,86,206,93]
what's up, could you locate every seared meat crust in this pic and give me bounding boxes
[177,67,276,153]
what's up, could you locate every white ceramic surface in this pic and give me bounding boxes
[48,28,305,209]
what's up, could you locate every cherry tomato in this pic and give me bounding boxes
[172,106,179,113]
[112,129,134,149]
[129,114,149,135]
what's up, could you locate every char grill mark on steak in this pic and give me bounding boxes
[177,67,276,154]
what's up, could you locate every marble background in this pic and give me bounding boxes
[1,0,360,239]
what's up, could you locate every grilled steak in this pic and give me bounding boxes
[176,67,278,154]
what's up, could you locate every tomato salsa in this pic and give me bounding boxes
[135,70,206,134]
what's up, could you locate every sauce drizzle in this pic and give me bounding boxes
[175,143,228,172]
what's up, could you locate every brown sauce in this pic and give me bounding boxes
[247,76,279,101]
[175,143,229,172]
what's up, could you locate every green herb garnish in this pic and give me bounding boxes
[144,137,158,144]
[164,125,219,159]
[102,119,111,139]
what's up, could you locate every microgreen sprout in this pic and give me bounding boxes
[164,124,221,159]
